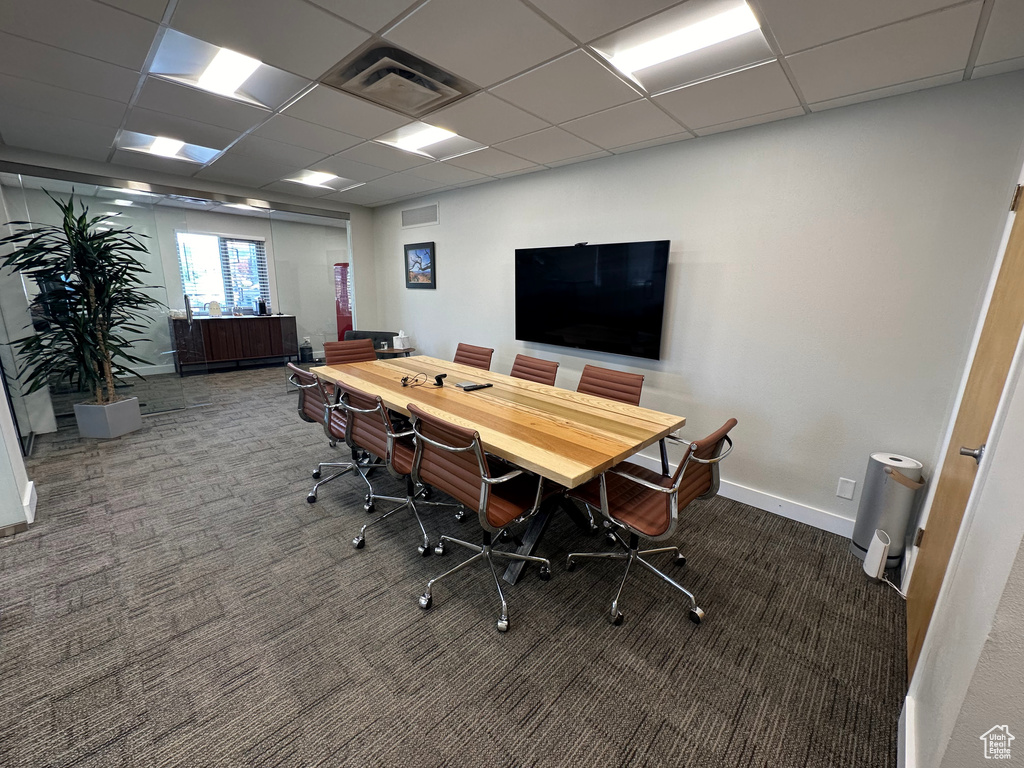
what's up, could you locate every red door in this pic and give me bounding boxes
[334,263,353,341]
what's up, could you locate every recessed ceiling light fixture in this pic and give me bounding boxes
[607,3,759,75]
[196,47,262,97]
[375,122,486,161]
[112,200,134,207]
[592,0,771,94]
[149,137,186,158]
[285,171,339,188]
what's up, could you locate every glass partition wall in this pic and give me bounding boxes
[0,170,352,453]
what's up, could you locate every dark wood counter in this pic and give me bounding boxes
[170,316,298,374]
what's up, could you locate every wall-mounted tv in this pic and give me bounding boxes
[515,240,670,361]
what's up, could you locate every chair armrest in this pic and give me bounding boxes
[288,374,320,389]
[607,467,674,494]
[689,435,733,464]
[482,468,524,485]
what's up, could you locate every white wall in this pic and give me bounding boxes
[369,72,1024,529]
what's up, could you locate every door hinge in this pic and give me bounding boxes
[1012,184,1023,212]
[914,527,925,547]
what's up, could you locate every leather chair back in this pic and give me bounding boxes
[577,364,644,406]
[673,418,739,506]
[287,362,344,439]
[509,354,559,386]
[337,381,390,462]
[324,338,376,365]
[408,403,487,511]
[453,343,494,371]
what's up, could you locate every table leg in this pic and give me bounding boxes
[502,495,594,584]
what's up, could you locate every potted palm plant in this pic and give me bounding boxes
[0,192,163,438]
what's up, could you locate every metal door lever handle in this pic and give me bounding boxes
[959,444,985,464]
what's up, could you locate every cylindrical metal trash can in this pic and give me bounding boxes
[850,452,925,567]
[299,342,313,364]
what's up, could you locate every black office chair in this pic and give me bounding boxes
[287,363,354,503]
[410,404,552,632]
[566,419,737,626]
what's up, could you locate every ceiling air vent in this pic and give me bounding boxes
[402,203,439,229]
[321,44,477,118]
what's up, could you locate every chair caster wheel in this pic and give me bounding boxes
[312,469,321,479]
[675,554,686,567]
[454,507,468,522]
[329,440,337,448]
[420,486,432,500]
[538,566,551,581]
[496,617,509,633]
[352,536,365,549]
[434,541,446,556]
[418,593,432,610]
[605,532,618,546]
[364,501,375,513]
[689,607,704,625]
[566,558,576,572]
[307,494,317,503]
[609,611,624,626]
[417,543,431,557]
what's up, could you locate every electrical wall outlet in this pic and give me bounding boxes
[836,477,856,500]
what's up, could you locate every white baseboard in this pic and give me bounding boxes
[631,452,855,538]
[899,695,915,768]
[23,480,36,524]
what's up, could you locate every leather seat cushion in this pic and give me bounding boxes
[569,461,673,537]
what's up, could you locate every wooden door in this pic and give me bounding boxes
[906,189,1024,678]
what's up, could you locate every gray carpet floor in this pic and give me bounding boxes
[1,366,906,767]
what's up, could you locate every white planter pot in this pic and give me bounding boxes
[73,397,143,439]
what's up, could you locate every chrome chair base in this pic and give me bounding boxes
[566,530,703,626]
[307,460,354,503]
[352,480,459,556]
[419,532,551,632]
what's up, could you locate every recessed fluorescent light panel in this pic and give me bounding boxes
[375,122,485,161]
[282,171,363,192]
[116,131,220,164]
[149,29,308,109]
[592,0,772,95]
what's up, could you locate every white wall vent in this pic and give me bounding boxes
[402,203,439,229]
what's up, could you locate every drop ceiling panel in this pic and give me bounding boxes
[561,100,684,150]
[384,0,575,87]
[695,105,804,136]
[495,127,602,165]
[490,51,639,124]
[99,0,169,22]
[445,148,538,175]
[0,106,116,161]
[407,162,487,185]
[170,0,369,79]
[358,173,447,198]
[260,180,339,198]
[124,108,242,150]
[196,154,303,186]
[135,78,270,132]
[321,186,394,206]
[972,56,1024,80]
[0,73,127,128]
[227,135,328,169]
[546,149,612,167]
[610,132,691,155]
[253,115,362,155]
[526,0,685,43]
[976,0,1024,67]
[0,32,140,103]
[654,62,800,130]
[0,0,158,70]
[310,155,393,183]
[305,0,416,31]
[426,93,549,145]
[284,86,409,138]
[337,142,432,172]
[758,0,962,55]
[785,3,981,104]
[808,71,962,112]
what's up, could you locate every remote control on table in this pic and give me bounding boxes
[461,383,493,392]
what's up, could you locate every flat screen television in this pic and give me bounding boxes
[515,240,670,360]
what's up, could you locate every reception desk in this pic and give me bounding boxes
[170,315,298,374]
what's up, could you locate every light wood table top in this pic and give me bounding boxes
[311,355,684,489]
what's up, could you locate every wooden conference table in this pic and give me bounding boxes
[311,355,685,581]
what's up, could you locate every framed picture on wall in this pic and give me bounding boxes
[404,242,436,289]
